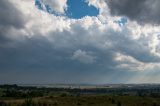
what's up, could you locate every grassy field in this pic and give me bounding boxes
[1,84,160,106]
[1,95,160,106]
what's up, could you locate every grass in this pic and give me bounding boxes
[1,84,160,106]
[2,95,160,106]
[0,88,3,97]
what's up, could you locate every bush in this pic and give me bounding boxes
[153,102,157,106]
[77,102,82,105]
[111,98,115,104]
[53,101,58,105]
[21,98,34,106]
[117,101,121,106]
[0,101,7,106]
[60,93,67,97]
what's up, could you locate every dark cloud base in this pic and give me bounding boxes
[108,0,160,25]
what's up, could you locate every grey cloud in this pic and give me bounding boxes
[1,20,160,83]
[71,49,96,64]
[1,0,160,84]
[106,28,160,63]
[0,0,26,29]
[108,0,160,25]
[0,35,118,83]
[0,0,27,46]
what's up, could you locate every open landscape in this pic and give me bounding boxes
[1,0,160,106]
[1,84,160,106]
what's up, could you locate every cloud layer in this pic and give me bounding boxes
[0,0,160,84]
[109,0,160,25]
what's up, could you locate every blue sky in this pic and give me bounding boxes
[0,0,160,84]
[66,0,99,18]
[35,0,99,18]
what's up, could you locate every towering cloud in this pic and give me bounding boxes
[0,0,160,84]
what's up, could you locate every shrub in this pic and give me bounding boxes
[21,98,34,106]
[111,98,115,104]
[53,101,58,105]
[60,93,67,97]
[117,101,121,106]
[77,102,82,105]
[0,101,7,106]
[153,102,157,106]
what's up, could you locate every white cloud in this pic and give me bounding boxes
[114,53,160,71]
[1,0,160,84]
[71,49,96,64]
[40,0,67,14]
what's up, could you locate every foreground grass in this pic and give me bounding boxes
[1,95,160,106]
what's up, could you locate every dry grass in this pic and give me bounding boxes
[1,95,160,106]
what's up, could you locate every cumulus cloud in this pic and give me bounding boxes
[0,0,27,29]
[0,0,160,83]
[114,53,160,71]
[71,49,96,64]
[37,0,67,14]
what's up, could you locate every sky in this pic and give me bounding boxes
[0,0,160,84]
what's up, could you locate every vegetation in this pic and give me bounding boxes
[1,84,160,106]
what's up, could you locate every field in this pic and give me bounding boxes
[1,95,160,106]
[1,84,160,106]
